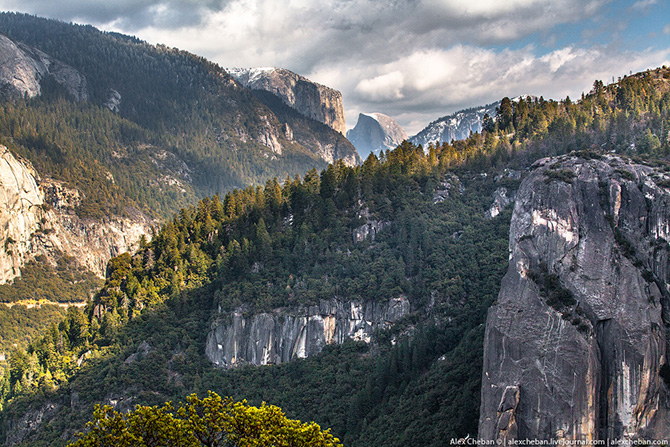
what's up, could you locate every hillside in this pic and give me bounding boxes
[1,59,670,446]
[0,13,358,218]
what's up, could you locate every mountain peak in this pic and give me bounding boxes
[226,66,347,135]
[346,112,407,157]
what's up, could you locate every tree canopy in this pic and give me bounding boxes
[69,391,341,447]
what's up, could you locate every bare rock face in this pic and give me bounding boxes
[346,113,407,158]
[0,33,87,101]
[4,400,61,446]
[487,187,515,219]
[206,296,410,368]
[479,154,670,442]
[0,146,151,283]
[228,67,346,135]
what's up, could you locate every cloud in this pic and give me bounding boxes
[631,0,657,10]
[356,72,405,101]
[664,24,670,35]
[0,0,220,28]
[337,44,670,134]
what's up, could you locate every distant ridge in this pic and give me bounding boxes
[410,96,532,146]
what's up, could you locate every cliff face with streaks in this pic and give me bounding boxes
[206,296,410,368]
[479,154,670,442]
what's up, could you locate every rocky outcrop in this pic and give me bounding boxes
[4,400,61,445]
[0,33,87,101]
[206,296,410,368]
[228,67,346,135]
[346,113,407,158]
[479,154,670,442]
[487,187,515,219]
[352,207,389,243]
[104,88,121,112]
[0,146,151,283]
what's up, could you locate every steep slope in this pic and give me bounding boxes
[480,154,670,441]
[248,89,361,167]
[346,112,407,157]
[0,142,513,446]
[228,67,347,135]
[0,13,364,292]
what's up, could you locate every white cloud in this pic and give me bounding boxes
[664,24,670,35]
[356,72,405,101]
[339,44,670,134]
[631,0,657,10]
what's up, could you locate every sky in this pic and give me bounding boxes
[0,0,669,135]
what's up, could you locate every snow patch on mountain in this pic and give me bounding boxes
[410,96,533,147]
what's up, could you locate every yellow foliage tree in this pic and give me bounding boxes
[69,391,342,447]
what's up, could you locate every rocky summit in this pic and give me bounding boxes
[346,112,407,158]
[227,67,347,135]
[479,153,670,442]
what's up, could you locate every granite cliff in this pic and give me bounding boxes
[227,67,346,135]
[0,146,151,283]
[206,296,410,368]
[346,113,407,158]
[480,154,670,442]
[0,33,87,101]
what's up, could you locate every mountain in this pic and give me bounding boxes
[0,12,362,385]
[410,97,531,147]
[0,13,355,210]
[480,154,670,441]
[227,67,347,135]
[0,14,361,282]
[346,112,407,158]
